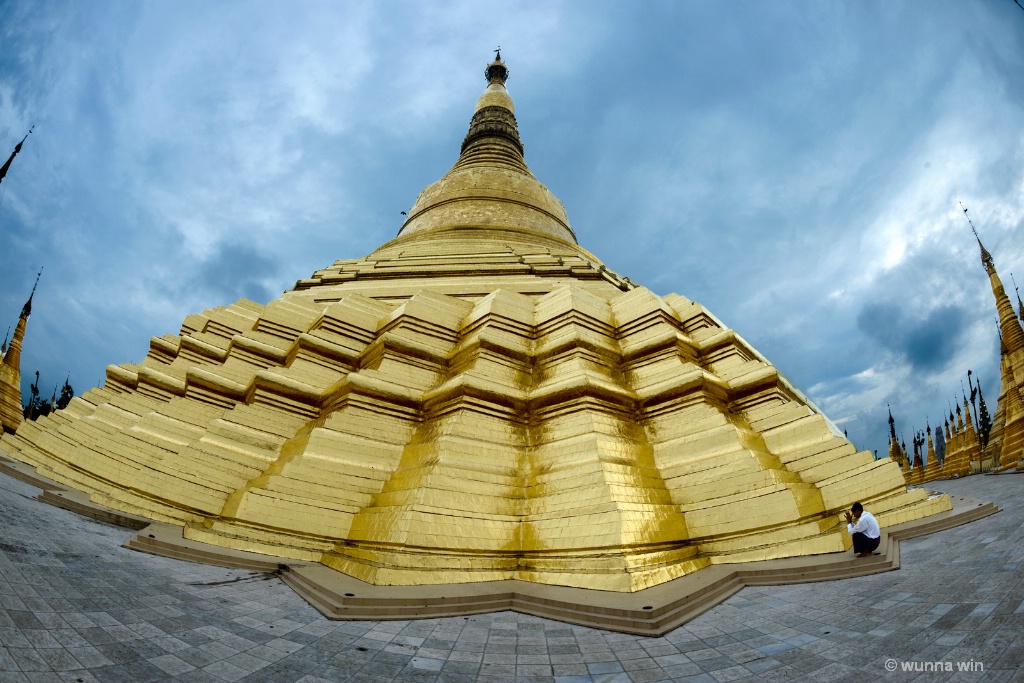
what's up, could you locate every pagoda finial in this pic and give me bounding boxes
[485,48,509,84]
[21,267,42,319]
[0,126,33,187]
[961,202,995,274]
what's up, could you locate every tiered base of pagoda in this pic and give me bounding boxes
[0,452,993,635]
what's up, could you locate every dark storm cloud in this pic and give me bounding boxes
[193,241,279,305]
[857,302,969,373]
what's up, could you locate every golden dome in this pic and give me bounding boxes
[395,54,576,245]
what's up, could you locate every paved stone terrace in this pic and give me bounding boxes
[0,471,1021,683]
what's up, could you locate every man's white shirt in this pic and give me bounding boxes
[847,510,880,539]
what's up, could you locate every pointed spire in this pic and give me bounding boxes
[0,127,32,186]
[961,202,1024,352]
[0,272,38,433]
[962,202,994,274]
[461,50,522,160]
[21,268,41,319]
[3,272,40,374]
[963,394,977,439]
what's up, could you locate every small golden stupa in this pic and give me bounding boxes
[0,274,39,434]
[0,55,949,593]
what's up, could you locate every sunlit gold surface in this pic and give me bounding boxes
[0,56,951,592]
[0,314,27,434]
[986,263,1024,471]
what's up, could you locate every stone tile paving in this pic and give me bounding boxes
[1,470,1022,682]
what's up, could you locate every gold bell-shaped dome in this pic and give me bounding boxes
[396,51,577,245]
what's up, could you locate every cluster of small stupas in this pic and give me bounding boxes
[888,229,1024,485]
[0,55,951,596]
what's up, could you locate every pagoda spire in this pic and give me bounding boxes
[0,270,42,433]
[961,203,1024,352]
[887,405,904,467]
[458,49,522,167]
[963,394,977,440]
[21,267,41,320]
[0,127,32,187]
[1011,273,1024,323]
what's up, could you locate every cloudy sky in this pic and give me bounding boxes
[0,0,1022,456]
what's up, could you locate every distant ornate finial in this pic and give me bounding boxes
[961,201,995,274]
[485,48,509,83]
[21,267,42,319]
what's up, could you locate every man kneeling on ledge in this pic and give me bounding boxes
[844,502,880,558]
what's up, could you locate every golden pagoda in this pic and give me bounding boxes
[939,409,971,479]
[0,275,39,434]
[975,232,1024,471]
[886,408,905,469]
[0,55,950,593]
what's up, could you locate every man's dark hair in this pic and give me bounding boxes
[851,502,863,514]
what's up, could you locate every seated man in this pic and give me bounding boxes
[844,502,880,557]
